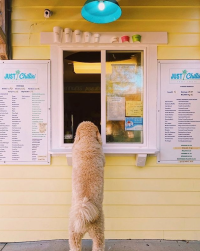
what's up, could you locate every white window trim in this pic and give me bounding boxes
[100,48,147,149]
[41,31,168,165]
[50,43,158,162]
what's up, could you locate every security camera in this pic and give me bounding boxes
[44,9,52,18]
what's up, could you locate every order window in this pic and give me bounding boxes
[63,50,144,145]
[63,51,101,143]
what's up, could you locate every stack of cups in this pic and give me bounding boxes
[84,32,91,43]
[53,26,63,43]
[74,30,82,43]
[94,33,100,43]
[64,28,72,43]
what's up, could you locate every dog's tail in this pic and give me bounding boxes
[70,197,99,233]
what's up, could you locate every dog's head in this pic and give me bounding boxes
[73,121,102,145]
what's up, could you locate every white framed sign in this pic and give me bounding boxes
[157,60,200,164]
[0,60,50,165]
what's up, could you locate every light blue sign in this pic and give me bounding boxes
[125,117,143,131]
[170,69,200,83]
[4,70,36,80]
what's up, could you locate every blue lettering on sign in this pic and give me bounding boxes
[19,73,36,79]
[171,73,182,80]
[4,70,36,80]
[186,73,200,79]
[171,70,200,81]
[4,74,16,80]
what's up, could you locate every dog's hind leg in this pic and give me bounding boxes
[88,212,105,251]
[69,230,84,251]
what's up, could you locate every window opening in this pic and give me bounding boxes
[63,51,101,143]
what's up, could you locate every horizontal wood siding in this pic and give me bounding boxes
[1,155,200,241]
[11,1,200,59]
[0,0,199,242]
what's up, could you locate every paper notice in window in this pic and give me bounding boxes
[126,101,143,117]
[125,117,143,131]
[107,97,125,121]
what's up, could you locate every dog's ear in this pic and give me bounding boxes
[96,131,102,145]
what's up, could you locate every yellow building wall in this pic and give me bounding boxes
[0,0,200,242]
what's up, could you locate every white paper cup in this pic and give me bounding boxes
[84,32,91,43]
[53,26,63,43]
[94,33,100,43]
[74,30,82,43]
[64,28,72,43]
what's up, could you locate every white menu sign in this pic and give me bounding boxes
[0,61,50,165]
[158,60,200,164]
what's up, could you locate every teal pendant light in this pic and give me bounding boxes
[81,0,122,24]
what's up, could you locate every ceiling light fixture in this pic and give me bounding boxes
[81,0,122,24]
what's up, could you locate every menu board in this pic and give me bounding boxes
[0,61,50,165]
[157,60,200,164]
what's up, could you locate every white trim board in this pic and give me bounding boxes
[41,31,168,45]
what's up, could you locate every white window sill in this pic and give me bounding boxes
[49,147,158,155]
[49,148,159,167]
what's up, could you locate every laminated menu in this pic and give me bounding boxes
[0,61,50,165]
[158,61,200,164]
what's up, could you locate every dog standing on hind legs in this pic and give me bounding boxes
[69,121,105,251]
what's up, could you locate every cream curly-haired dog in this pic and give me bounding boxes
[69,121,105,251]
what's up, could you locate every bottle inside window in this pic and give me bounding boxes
[64,114,73,143]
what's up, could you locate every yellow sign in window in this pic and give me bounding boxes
[126,101,143,117]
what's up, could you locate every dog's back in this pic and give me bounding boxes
[70,121,105,234]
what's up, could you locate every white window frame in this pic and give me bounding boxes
[50,43,158,158]
[101,48,147,151]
